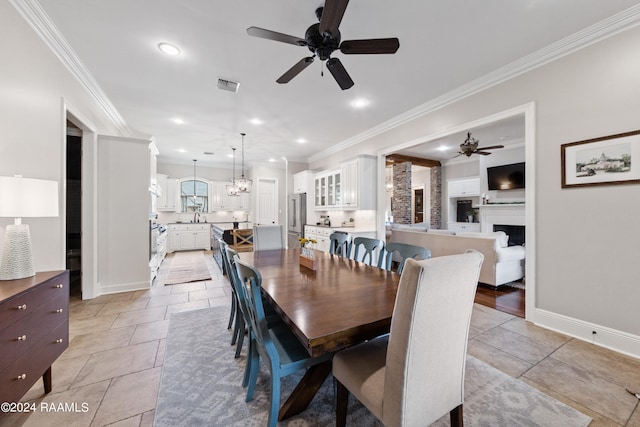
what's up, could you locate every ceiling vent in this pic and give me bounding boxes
[217,78,240,93]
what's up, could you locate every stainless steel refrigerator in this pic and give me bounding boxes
[287,193,307,248]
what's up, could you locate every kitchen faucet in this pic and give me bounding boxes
[193,211,200,223]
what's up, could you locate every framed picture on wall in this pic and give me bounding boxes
[561,130,640,188]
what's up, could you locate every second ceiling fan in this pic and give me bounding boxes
[247,0,400,90]
[456,132,504,157]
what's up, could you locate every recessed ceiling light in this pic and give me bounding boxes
[176,148,187,153]
[249,118,263,125]
[158,42,181,56]
[172,118,185,124]
[350,98,370,109]
[296,138,307,144]
[437,145,450,152]
[268,158,276,162]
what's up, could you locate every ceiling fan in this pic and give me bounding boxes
[456,132,504,157]
[246,0,400,90]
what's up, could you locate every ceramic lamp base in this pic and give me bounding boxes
[0,224,35,280]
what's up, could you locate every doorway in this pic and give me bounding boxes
[413,187,424,223]
[66,123,82,294]
[377,103,535,320]
[256,177,279,225]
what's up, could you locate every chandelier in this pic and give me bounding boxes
[235,132,252,193]
[226,147,240,196]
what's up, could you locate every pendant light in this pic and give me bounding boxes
[236,133,252,193]
[226,147,240,196]
[192,159,200,209]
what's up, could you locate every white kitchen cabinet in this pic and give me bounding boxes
[168,224,211,252]
[156,174,178,211]
[293,170,314,194]
[314,170,341,210]
[447,222,481,233]
[210,181,250,211]
[448,177,480,197]
[341,155,376,210]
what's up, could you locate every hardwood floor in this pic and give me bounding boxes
[475,283,524,317]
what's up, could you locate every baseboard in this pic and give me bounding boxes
[98,280,149,296]
[533,308,640,359]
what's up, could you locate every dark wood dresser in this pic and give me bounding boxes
[0,270,69,403]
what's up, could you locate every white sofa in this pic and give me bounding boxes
[389,229,525,287]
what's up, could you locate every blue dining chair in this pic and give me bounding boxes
[218,239,237,331]
[384,242,431,274]
[233,256,333,427]
[221,244,246,358]
[352,236,385,268]
[329,232,352,257]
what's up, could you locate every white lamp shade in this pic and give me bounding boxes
[0,176,59,218]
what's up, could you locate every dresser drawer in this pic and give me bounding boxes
[0,273,68,327]
[0,320,68,403]
[0,292,68,372]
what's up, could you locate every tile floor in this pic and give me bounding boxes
[1,251,639,426]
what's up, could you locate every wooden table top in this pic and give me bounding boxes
[237,249,400,357]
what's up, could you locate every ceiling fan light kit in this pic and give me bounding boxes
[456,132,505,157]
[247,0,400,90]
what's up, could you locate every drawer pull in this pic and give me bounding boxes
[17,335,27,341]
[55,339,63,344]
[17,374,27,381]
[17,304,27,310]
[55,284,64,288]
[56,309,64,313]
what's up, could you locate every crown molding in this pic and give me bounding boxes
[308,5,640,163]
[10,0,130,135]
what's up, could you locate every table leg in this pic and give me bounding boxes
[278,360,332,421]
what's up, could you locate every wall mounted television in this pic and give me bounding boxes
[487,162,525,190]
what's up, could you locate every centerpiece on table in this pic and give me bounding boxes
[298,237,317,270]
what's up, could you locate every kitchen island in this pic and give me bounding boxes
[211,222,254,272]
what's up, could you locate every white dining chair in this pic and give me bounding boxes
[253,224,285,251]
[333,251,484,427]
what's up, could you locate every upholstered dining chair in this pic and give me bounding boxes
[351,236,385,268]
[329,232,352,257]
[234,256,334,427]
[384,242,431,274]
[253,224,285,251]
[333,252,484,427]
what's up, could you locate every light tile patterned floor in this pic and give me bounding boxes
[1,251,639,426]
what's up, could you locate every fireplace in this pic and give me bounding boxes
[493,224,525,246]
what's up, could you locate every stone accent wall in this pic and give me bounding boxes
[430,166,442,229]
[392,162,412,224]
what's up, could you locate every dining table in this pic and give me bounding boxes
[237,247,400,420]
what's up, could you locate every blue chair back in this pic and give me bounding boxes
[384,242,431,274]
[352,237,385,268]
[233,256,271,350]
[329,232,352,257]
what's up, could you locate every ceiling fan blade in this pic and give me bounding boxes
[340,38,400,54]
[319,0,349,37]
[276,57,315,84]
[475,151,493,155]
[247,26,307,46]
[476,145,504,151]
[326,57,354,90]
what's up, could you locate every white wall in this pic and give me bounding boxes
[97,136,151,294]
[310,25,640,355]
[0,2,125,286]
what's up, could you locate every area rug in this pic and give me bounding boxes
[154,307,591,427]
[163,251,212,285]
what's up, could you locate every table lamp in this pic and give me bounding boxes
[0,176,59,280]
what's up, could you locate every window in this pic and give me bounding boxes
[180,178,209,213]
